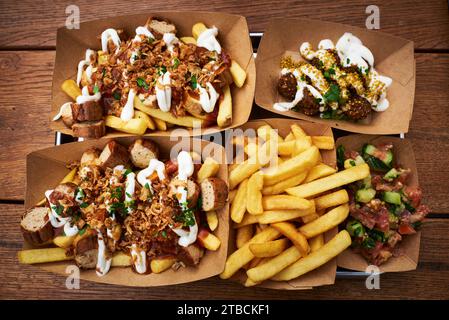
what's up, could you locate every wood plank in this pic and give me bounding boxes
[2,203,448,299]
[1,51,448,211]
[0,0,448,49]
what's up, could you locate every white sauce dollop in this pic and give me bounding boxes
[101,28,121,53]
[155,71,172,112]
[130,244,147,274]
[52,102,72,121]
[120,88,135,121]
[76,86,101,104]
[125,172,136,214]
[44,190,78,234]
[163,33,179,53]
[76,49,96,86]
[137,159,166,192]
[198,82,218,113]
[197,26,221,53]
[96,230,112,276]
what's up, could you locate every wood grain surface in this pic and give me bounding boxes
[0,0,448,49]
[0,0,448,300]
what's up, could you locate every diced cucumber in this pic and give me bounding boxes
[383,191,402,205]
[384,150,393,166]
[384,168,399,181]
[355,188,376,203]
[354,155,365,165]
[362,143,393,169]
[362,144,377,156]
[364,154,391,172]
[362,176,372,188]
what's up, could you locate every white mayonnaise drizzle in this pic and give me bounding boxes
[130,26,155,64]
[96,230,112,276]
[155,71,172,112]
[63,222,79,237]
[198,82,218,113]
[106,213,116,239]
[171,152,198,247]
[76,49,96,86]
[197,26,222,53]
[101,28,121,53]
[120,89,135,121]
[163,32,179,53]
[76,86,101,104]
[130,244,147,274]
[52,102,72,121]
[336,32,374,70]
[137,159,166,192]
[318,39,335,50]
[44,190,78,236]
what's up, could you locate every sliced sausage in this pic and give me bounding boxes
[200,177,228,211]
[73,229,98,269]
[146,17,177,39]
[128,138,160,169]
[80,147,101,167]
[72,120,106,139]
[98,140,130,169]
[177,243,204,266]
[71,101,104,122]
[20,207,54,246]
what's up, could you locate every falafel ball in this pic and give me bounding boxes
[298,88,321,116]
[342,96,372,120]
[277,73,297,100]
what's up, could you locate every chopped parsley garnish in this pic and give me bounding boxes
[102,69,106,78]
[190,75,198,89]
[137,78,149,90]
[147,37,154,44]
[52,205,63,216]
[172,58,180,69]
[109,202,128,218]
[157,65,167,76]
[111,187,123,200]
[161,230,167,238]
[323,83,341,103]
[323,68,335,80]
[346,58,351,64]
[113,91,121,100]
[93,85,100,94]
[79,202,89,209]
[315,98,322,104]
[124,168,132,176]
[300,75,306,82]
[144,182,150,190]
[321,109,347,120]
[350,160,356,166]
[78,227,87,236]
[174,202,196,227]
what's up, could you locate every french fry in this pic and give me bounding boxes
[299,204,349,238]
[244,277,260,287]
[61,79,81,100]
[192,22,208,39]
[314,189,349,211]
[257,125,284,143]
[97,50,109,65]
[244,142,259,157]
[236,225,254,249]
[263,146,320,186]
[304,163,337,183]
[36,167,78,206]
[301,213,320,224]
[134,110,156,130]
[284,132,295,142]
[228,189,237,202]
[180,36,196,44]
[262,195,313,211]
[286,164,370,198]
[18,248,73,264]
[309,234,324,252]
[153,117,167,131]
[231,179,248,223]
[230,60,247,88]
[292,136,312,156]
[111,252,132,267]
[291,124,307,139]
[53,235,76,248]
[258,207,315,224]
[247,173,264,215]
[217,84,232,127]
[135,98,204,128]
[197,229,221,251]
[220,227,281,279]
[272,230,351,281]
[262,172,307,195]
[248,257,264,269]
[246,246,301,283]
[234,212,259,228]
[271,222,310,256]
[105,115,147,135]
[311,136,335,150]
[277,140,296,156]
[150,257,176,274]
[197,157,220,182]
[206,211,219,231]
[249,239,289,258]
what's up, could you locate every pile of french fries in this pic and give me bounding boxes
[220,123,370,286]
[60,22,248,135]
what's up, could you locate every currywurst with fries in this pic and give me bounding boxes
[19,138,228,276]
[53,17,247,138]
[222,123,371,286]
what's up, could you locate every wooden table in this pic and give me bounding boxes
[1,0,448,300]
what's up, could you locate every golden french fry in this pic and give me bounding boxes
[150,257,176,274]
[257,124,284,143]
[286,164,370,198]
[311,136,335,150]
[277,140,296,156]
[228,189,237,202]
[263,146,320,186]
[301,213,320,224]
[248,257,263,269]
[18,248,73,264]
[314,189,349,211]
[262,172,307,195]
[97,51,109,65]
[153,117,167,131]
[304,164,337,183]
[284,132,295,142]
[192,22,208,39]
[206,211,219,231]
[272,230,351,281]
[246,246,301,283]
[197,157,220,182]
[180,36,196,44]
[134,110,156,130]
[230,60,247,88]
[262,195,313,211]
[291,124,307,139]
[271,222,310,256]
[309,234,324,252]
[244,142,259,157]
[217,84,232,127]
[61,79,81,100]
[249,239,289,258]
[244,277,260,287]
[111,252,132,267]
[220,227,281,279]
[105,116,147,135]
[236,225,254,249]
[299,204,349,238]
[292,136,312,156]
[53,235,76,248]
[258,207,315,224]
[231,179,248,223]
[247,173,264,215]
[234,212,259,228]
